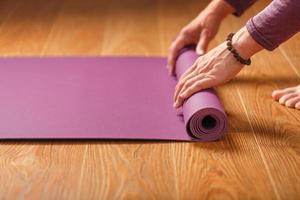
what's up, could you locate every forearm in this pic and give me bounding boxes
[246,0,300,51]
[232,27,263,59]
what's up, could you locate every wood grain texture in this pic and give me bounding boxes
[0,0,299,199]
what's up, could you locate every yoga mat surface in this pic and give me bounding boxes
[0,49,227,141]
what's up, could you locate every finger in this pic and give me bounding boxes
[174,72,198,103]
[196,30,209,55]
[174,72,205,102]
[167,36,187,74]
[285,96,300,108]
[175,78,214,108]
[181,77,214,98]
[272,87,296,101]
[177,74,207,100]
[296,102,300,110]
[173,64,198,101]
[174,58,205,100]
[179,57,204,81]
[279,93,298,105]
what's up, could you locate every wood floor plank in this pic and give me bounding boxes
[234,49,300,200]
[0,0,61,55]
[73,1,178,199]
[0,141,88,199]
[41,0,108,56]
[216,1,300,199]
[0,0,22,26]
[279,34,300,78]
[0,1,87,199]
[0,0,299,199]
[156,0,279,199]
[100,0,162,56]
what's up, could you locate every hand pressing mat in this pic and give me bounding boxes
[0,48,227,141]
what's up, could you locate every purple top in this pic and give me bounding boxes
[225,0,300,50]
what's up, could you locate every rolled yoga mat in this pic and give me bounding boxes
[0,49,227,141]
[175,47,227,141]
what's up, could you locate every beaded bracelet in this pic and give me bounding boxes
[226,33,251,65]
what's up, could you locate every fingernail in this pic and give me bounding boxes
[173,102,177,108]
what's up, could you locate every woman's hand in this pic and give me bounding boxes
[173,27,264,108]
[173,42,243,108]
[167,0,234,74]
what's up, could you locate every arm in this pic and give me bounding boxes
[246,0,300,50]
[173,27,263,108]
[167,0,257,74]
[174,0,300,107]
[167,0,235,74]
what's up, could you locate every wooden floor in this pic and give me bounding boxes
[0,0,299,199]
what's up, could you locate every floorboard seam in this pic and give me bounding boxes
[76,144,89,199]
[98,0,111,55]
[279,47,300,79]
[0,0,22,27]
[171,144,180,199]
[40,0,62,56]
[156,4,166,56]
[237,88,281,200]
[0,0,23,56]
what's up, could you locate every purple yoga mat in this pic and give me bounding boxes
[0,49,227,141]
[176,48,227,141]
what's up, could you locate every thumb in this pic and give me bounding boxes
[196,30,209,55]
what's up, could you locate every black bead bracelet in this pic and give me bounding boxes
[226,33,251,65]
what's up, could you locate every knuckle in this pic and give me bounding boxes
[202,29,212,38]
[182,79,191,87]
[185,79,193,87]
[180,28,187,36]
[180,28,191,37]
[202,28,209,35]
[178,82,184,89]
[181,84,188,91]
[169,44,176,52]
[178,79,185,85]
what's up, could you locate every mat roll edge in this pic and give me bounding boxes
[175,47,228,141]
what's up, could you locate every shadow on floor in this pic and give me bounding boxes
[228,74,300,87]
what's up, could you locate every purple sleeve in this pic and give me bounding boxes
[224,0,257,16]
[246,0,300,51]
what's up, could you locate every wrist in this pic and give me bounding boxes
[232,27,263,59]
